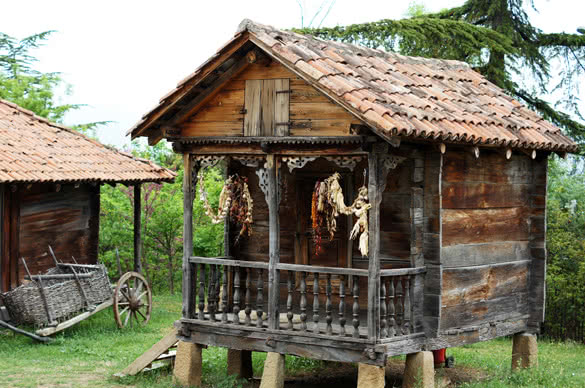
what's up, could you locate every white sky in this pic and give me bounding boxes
[2,0,584,147]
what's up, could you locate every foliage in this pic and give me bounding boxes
[296,0,585,146]
[543,157,585,341]
[99,141,225,294]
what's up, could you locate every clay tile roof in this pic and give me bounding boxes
[128,19,578,153]
[0,99,176,184]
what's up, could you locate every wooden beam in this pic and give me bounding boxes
[266,155,281,330]
[134,184,142,274]
[367,143,387,340]
[182,154,196,320]
[116,328,179,376]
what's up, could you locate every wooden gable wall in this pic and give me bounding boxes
[180,59,362,138]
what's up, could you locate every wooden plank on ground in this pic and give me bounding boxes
[36,299,113,337]
[116,328,179,377]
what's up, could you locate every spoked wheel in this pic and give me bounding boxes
[113,271,152,329]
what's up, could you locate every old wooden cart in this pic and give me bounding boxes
[0,248,152,341]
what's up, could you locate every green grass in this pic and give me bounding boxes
[0,293,583,387]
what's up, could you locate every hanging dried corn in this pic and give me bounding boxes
[198,173,253,242]
[310,172,371,257]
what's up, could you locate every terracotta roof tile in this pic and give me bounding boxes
[129,19,578,153]
[0,100,176,184]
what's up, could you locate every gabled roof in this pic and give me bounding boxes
[0,99,176,183]
[129,19,578,153]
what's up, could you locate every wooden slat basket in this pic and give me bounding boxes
[1,264,112,327]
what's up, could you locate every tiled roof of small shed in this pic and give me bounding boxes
[129,19,578,153]
[0,99,176,183]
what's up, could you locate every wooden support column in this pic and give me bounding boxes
[511,332,538,370]
[367,143,387,340]
[133,184,142,274]
[182,154,196,320]
[266,155,281,330]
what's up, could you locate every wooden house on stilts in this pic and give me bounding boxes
[128,20,578,387]
[0,99,175,299]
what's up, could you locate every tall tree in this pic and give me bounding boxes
[297,0,585,146]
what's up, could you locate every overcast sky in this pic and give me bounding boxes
[2,0,584,147]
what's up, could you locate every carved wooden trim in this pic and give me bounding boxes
[381,155,407,172]
[233,155,265,168]
[255,168,269,199]
[324,156,364,171]
[191,155,225,170]
[282,156,318,171]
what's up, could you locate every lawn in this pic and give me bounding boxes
[0,293,583,387]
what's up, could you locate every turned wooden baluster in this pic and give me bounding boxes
[395,277,403,330]
[215,265,221,315]
[387,278,395,337]
[300,271,307,332]
[256,268,264,328]
[339,275,346,336]
[313,272,320,333]
[245,268,252,326]
[198,263,205,320]
[403,276,411,335]
[380,279,387,338]
[208,265,216,321]
[326,274,333,335]
[287,272,294,330]
[233,268,241,324]
[221,266,228,323]
[352,278,360,338]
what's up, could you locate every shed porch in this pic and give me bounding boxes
[178,139,429,366]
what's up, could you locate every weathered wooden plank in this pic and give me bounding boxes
[243,79,262,136]
[442,241,530,268]
[266,155,281,330]
[442,207,530,246]
[441,260,530,308]
[117,328,179,376]
[274,79,290,136]
[426,316,530,350]
[276,263,368,277]
[261,80,275,136]
[182,154,195,320]
[442,182,530,209]
[441,292,530,329]
[442,151,532,184]
[36,299,113,337]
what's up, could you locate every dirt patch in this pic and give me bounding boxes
[248,359,489,388]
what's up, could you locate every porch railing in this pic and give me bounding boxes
[186,256,424,342]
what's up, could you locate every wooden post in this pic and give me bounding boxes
[182,154,196,320]
[133,184,142,274]
[367,144,386,340]
[266,155,281,330]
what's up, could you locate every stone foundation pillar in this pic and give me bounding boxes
[173,341,203,387]
[402,351,434,388]
[357,363,385,388]
[259,352,285,388]
[227,349,253,379]
[512,333,538,370]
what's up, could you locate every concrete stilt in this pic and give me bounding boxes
[259,352,285,388]
[227,349,253,379]
[402,351,434,388]
[512,333,538,370]
[173,341,203,387]
[357,363,385,388]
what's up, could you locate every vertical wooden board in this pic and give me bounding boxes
[244,80,262,136]
[274,79,290,136]
[260,80,275,136]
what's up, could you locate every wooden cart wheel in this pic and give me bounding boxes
[113,271,152,329]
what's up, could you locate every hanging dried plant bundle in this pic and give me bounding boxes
[198,173,253,242]
[348,186,371,257]
[310,172,371,257]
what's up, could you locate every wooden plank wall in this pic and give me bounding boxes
[15,184,100,285]
[180,60,361,137]
[440,149,534,331]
